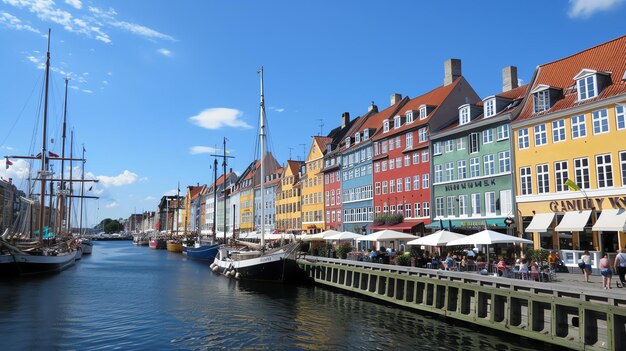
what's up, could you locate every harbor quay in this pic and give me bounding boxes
[298,255,626,351]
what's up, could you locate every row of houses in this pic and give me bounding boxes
[130,35,626,255]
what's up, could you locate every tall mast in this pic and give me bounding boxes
[57,78,69,236]
[38,29,51,241]
[222,138,227,243]
[175,182,180,237]
[67,130,74,234]
[79,144,85,236]
[258,66,266,250]
[212,158,217,242]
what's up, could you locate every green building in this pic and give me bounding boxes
[429,67,527,234]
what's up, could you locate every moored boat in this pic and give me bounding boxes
[80,238,93,254]
[184,243,221,261]
[166,239,183,252]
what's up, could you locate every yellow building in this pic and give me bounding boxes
[512,36,626,265]
[301,136,331,234]
[276,160,304,233]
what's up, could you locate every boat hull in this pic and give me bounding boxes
[183,244,221,260]
[0,250,77,277]
[213,247,300,282]
[166,241,183,252]
[81,239,93,254]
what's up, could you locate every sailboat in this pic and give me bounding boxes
[0,30,79,277]
[211,67,300,282]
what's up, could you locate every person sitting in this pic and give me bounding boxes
[519,258,529,280]
[548,250,557,272]
[369,249,378,262]
[496,257,506,277]
[460,255,467,271]
[444,253,456,271]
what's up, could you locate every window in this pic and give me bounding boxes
[355,132,360,143]
[498,151,510,173]
[470,157,480,178]
[520,166,532,195]
[405,177,411,193]
[574,157,590,189]
[593,109,609,134]
[383,120,389,132]
[389,180,395,193]
[483,154,495,175]
[412,152,419,164]
[457,160,467,179]
[446,162,455,181]
[404,155,410,166]
[396,136,401,149]
[374,162,380,173]
[394,116,401,129]
[413,175,420,190]
[537,164,549,194]
[485,192,496,214]
[414,202,421,217]
[534,90,550,113]
[435,197,445,218]
[483,129,493,144]
[421,150,429,162]
[517,128,529,149]
[621,152,626,186]
[445,140,454,153]
[554,161,569,192]
[447,196,456,217]
[577,75,597,101]
[596,154,613,188]
[500,190,512,216]
[460,106,470,125]
[389,158,394,170]
[534,124,547,146]
[418,127,428,142]
[396,178,402,192]
[571,115,587,139]
[433,142,442,155]
[434,164,443,183]
[420,106,427,120]
[422,174,429,189]
[423,202,430,217]
[406,111,414,123]
[330,190,335,205]
[552,119,566,143]
[406,132,413,148]
[375,182,381,195]
[469,133,480,153]
[395,157,401,169]
[616,105,625,130]
[381,141,387,153]
[497,125,509,140]
[485,98,496,117]
[363,129,369,140]
[405,203,412,218]
[458,195,468,216]
[457,137,466,150]
[382,160,387,171]
[382,181,388,194]
[471,193,481,216]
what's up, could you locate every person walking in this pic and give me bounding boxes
[581,250,592,283]
[599,252,613,290]
[613,248,626,288]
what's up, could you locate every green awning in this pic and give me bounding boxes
[426,218,509,230]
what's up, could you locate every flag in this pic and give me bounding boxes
[35,152,42,158]
[5,159,12,169]
[88,185,93,191]
[48,151,60,158]
[564,178,580,191]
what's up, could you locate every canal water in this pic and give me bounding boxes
[0,241,563,350]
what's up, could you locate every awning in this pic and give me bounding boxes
[370,221,422,231]
[555,210,592,232]
[592,209,626,232]
[425,218,508,230]
[525,213,555,233]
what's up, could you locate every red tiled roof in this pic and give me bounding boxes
[497,84,529,100]
[312,136,333,156]
[344,99,408,152]
[371,77,463,140]
[516,35,626,122]
[285,160,303,176]
[187,185,205,200]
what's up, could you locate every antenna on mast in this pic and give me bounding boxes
[318,119,324,136]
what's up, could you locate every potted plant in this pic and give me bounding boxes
[397,252,411,266]
[335,241,352,259]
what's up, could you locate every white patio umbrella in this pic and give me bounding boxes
[356,229,417,242]
[325,231,362,241]
[446,229,533,261]
[407,230,466,247]
[302,230,341,241]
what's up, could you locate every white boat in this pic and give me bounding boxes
[80,238,93,254]
[211,67,301,282]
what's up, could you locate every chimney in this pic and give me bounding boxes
[444,58,462,86]
[341,112,350,128]
[390,93,402,106]
[368,101,378,113]
[229,168,232,174]
[502,66,519,92]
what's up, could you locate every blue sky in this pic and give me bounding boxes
[1,0,625,226]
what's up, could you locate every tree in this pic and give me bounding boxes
[101,218,123,233]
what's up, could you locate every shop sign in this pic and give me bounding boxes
[444,178,496,192]
[550,196,626,212]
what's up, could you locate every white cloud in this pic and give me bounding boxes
[164,189,177,196]
[0,145,15,151]
[269,106,285,113]
[567,0,625,18]
[105,201,119,208]
[190,146,218,155]
[64,0,81,10]
[157,48,171,57]
[110,20,175,41]
[97,170,138,187]
[81,89,93,93]
[0,158,31,181]
[144,196,155,201]
[189,108,252,130]
[0,11,41,33]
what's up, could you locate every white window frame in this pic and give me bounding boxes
[574,157,590,190]
[383,120,389,132]
[363,128,369,140]
[500,190,512,216]
[517,128,529,150]
[552,119,566,143]
[459,106,470,125]
[470,157,480,178]
[537,163,550,194]
[419,105,427,120]
[406,132,413,148]
[355,132,360,144]
[422,174,429,189]
[596,153,614,188]
[458,195,468,217]
[577,74,597,101]
[498,151,510,173]
[485,98,496,117]
[617,105,625,130]
[571,114,587,139]
[620,151,626,186]
[483,154,495,176]
[446,162,454,181]
[445,140,454,153]
[534,124,547,146]
[406,111,414,123]
[483,129,493,144]
[520,166,532,195]
[435,197,445,218]
[554,160,569,192]
[534,90,550,113]
[394,115,401,129]
[457,160,467,179]
[485,192,496,215]
[497,125,509,141]
[412,152,419,164]
[418,127,428,142]
[433,142,442,155]
[593,109,609,134]
[457,137,466,150]
[471,193,481,216]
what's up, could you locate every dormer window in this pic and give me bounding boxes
[394,115,401,129]
[354,132,361,144]
[484,97,496,117]
[406,110,414,123]
[345,137,351,148]
[383,120,389,132]
[534,90,550,113]
[363,129,369,140]
[419,105,427,120]
[459,105,470,125]
[576,72,597,101]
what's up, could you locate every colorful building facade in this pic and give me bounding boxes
[276,160,303,233]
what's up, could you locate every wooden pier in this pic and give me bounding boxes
[297,256,626,351]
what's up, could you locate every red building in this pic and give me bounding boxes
[371,59,480,233]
